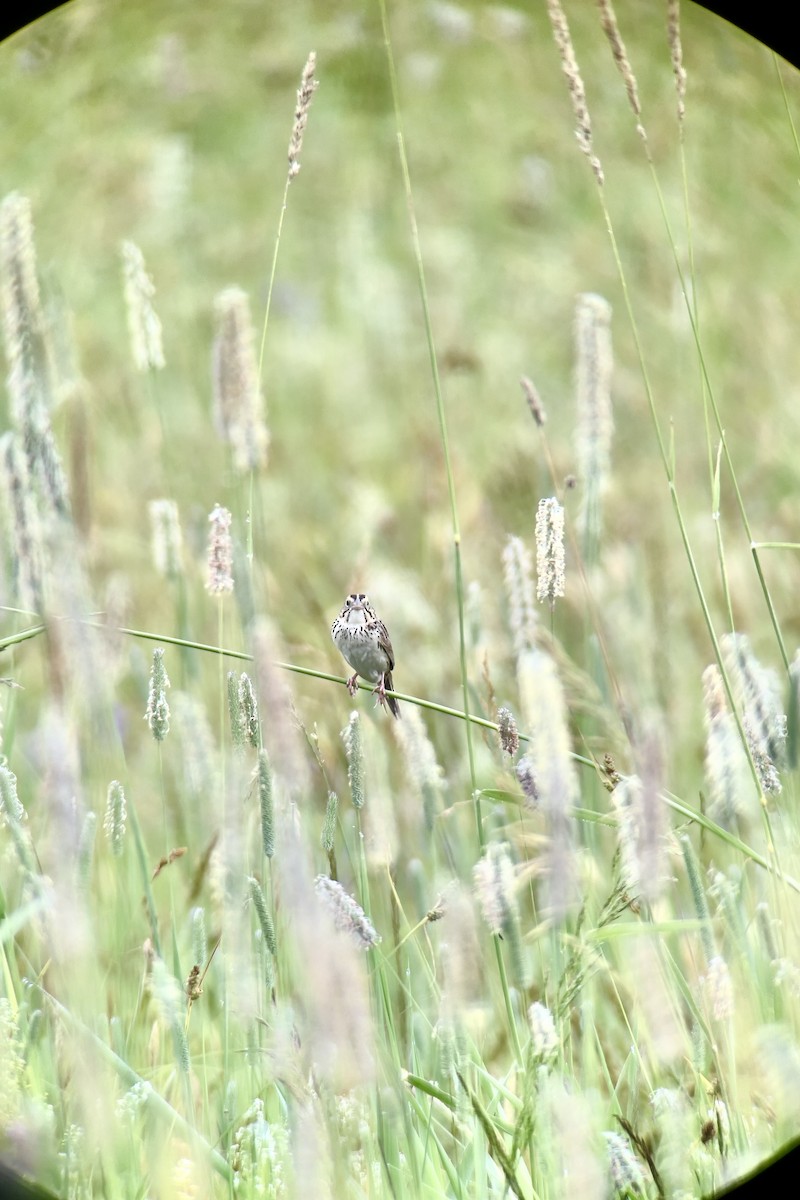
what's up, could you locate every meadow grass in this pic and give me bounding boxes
[2,1,800,1197]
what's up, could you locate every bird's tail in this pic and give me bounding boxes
[385,672,400,719]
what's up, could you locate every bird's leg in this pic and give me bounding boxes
[346,673,359,696]
[371,673,388,708]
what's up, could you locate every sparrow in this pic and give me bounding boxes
[331,593,400,718]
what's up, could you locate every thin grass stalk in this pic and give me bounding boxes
[668,15,788,670]
[38,983,231,1181]
[126,795,162,958]
[551,16,783,870]
[378,0,530,1075]
[253,54,317,385]
[373,964,424,1192]
[256,187,289,404]
[249,55,316,574]
[597,3,789,678]
[376,0,479,842]
[710,442,735,632]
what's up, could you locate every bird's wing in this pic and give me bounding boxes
[377,621,395,671]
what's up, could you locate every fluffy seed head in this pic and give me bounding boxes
[517,647,578,918]
[612,774,644,896]
[667,0,687,125]
[702,662,727,722]
[603,1131,647,1197]
[393,706,446,831]
[121,241,164,372]
[520,375,546,426]
[546,0,604,186]
[528,1001,559,1064]
[148,499,183,579]
[0,431,44,613]
[502,535,538,660]
[473,842,516,937]
[248,876,277,956]
[238,673,260,748]
[341,711,365,809]
[212,287,268,474]
[185,911,206,979]
[149,956,190,1074]
[622,726,665,904]
[721,632,786,795]
[703,954,734,1022]
[515,753,540,809]
[144,648,171,741]
[205,503,234,595]
[103,780,126,857]
[288,52,319,178]
[497,706,519,756]
[473,841,528,985]
[575,293,613,544]
[0,192,42,386]
[702,663,752,827]
[597,0,646,141]
[321,790,338,855]
[257,748,274,859]
[535,497,565,605]
[0,195,70,522]
[314,875,380,949]
[0,762,26,824]
[227,671,245,748]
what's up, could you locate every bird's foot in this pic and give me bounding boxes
[371,674,388,708]
[346,673,360,696]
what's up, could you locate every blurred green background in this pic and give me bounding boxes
[3,5,800,1195]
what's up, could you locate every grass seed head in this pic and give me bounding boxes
[314,874,380,950]
[341,711,365,810]
[703,954,734,1023]
[0,431,44,612]
[288,52,319,178]
[528,1001,559,1064]
[148,498,183,579]
[205,503,234,595]
[597,0,646,141]
[144,648,171,741]
[575,292,613,544]
[546,0,604,185]
[667,0,687,125]
[103,780,126,857]
[502,534,538,660]
[520,374,547,426]
[603,1130,647,1197]
[121,240,164,372]
[497,705,519,756]
[535,497,566,606]
[212,287,268,474]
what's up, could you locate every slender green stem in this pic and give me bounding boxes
[376,0,479,838]
[625,75,793,671]
[37,984,232,1182]
[0,623,45,651]
[586,166,782,867]
[256,175,291,392]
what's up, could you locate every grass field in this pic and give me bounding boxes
[2,1,800,1196]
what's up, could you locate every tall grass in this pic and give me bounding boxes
[2,2,800,1197]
